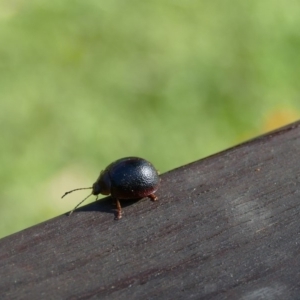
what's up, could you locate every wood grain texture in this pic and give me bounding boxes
[1,121,300,300]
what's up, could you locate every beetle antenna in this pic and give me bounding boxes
[61,187,92,199]
[68,192,93,216]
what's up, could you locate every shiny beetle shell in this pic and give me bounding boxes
[92,157,160,199]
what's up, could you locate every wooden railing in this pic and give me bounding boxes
[1,121,300,299]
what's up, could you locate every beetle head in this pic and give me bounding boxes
[92,170,111,196]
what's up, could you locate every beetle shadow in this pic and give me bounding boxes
[64,196,142,218]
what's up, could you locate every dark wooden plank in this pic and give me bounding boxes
[1,121,300,300]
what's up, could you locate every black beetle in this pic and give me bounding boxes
[62,157,160,219]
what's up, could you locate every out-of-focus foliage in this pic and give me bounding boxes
[0,0,300,238]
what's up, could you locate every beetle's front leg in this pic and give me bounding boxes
[112,198,122,220]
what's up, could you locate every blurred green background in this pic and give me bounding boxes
[1,0,300,238]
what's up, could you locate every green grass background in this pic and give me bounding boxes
[1,0,300,238]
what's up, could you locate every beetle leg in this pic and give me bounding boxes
[113,198,122,220]
[148,193,158,201]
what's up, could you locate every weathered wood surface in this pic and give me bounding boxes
[1,122,300,300]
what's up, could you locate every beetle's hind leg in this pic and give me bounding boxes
[148,193,158,201]
[112,198,122,220]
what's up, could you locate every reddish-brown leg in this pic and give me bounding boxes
[148,193,158,201]
[113,198,122,220]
